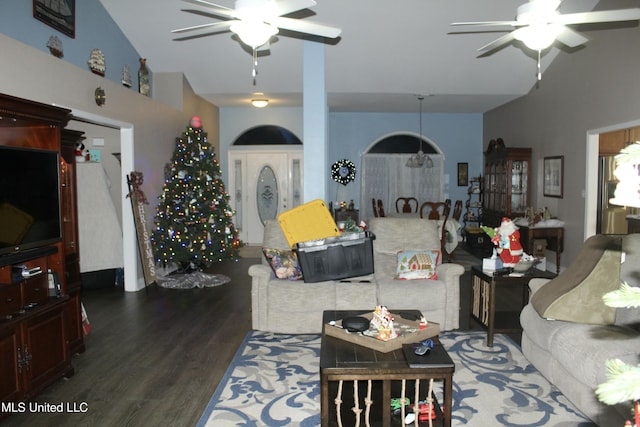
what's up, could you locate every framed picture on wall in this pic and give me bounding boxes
[543,156,564,198]
[33,0,75,38]
[457,162,468,187]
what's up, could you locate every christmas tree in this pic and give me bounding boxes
[151,116,241,270]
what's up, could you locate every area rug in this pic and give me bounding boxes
[196,331,595,427]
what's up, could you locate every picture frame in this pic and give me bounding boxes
[457,162,468,187]
[543,156,564,198]
[33,0,75,38]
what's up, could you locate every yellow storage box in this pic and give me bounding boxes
[277,199,340,248]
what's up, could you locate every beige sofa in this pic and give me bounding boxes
[520,233,640,425]
[249,217,464,334]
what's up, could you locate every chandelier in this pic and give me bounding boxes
[406,95,434,168]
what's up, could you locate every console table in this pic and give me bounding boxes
[518,225,563,274]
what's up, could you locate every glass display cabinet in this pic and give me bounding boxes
[483,140,531,227]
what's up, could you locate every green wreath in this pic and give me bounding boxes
[331,159,356,186]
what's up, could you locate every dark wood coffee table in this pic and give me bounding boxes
[320,310,454,427]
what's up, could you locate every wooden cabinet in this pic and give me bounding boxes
[599,126,640,156]
[483,140,531,227]
[0,93,80,413]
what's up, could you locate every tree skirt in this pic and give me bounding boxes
[157,271,231,289]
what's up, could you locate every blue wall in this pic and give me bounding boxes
[328,112,484,210]
[0,0,144,90]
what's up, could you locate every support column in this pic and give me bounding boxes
[303,41,328,202]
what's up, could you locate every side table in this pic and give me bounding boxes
[470,266,555,346]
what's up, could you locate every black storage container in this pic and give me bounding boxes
[295,231,375,283]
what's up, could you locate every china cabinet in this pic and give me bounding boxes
[483,139,531,227]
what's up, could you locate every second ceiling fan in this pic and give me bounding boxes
[451,0,640,79]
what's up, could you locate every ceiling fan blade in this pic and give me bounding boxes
[269,16,341,38]
[478,31,516,54]
[555,26,589,48]
[267,0,317,17]
[451,20,518,27]
[181,0,236,19]
[559,8,640,25]
[172,20,234,34]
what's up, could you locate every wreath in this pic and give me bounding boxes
[331,159,356,186]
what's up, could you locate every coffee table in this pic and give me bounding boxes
[320,310,454,427]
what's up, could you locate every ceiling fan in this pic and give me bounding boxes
[172,0,341,82]
[451,0,640,79]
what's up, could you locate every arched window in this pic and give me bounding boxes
[361,133,444,220]
[233,125,302,145]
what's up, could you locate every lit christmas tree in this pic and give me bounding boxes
[151,116,241,270]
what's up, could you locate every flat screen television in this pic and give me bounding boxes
[0,146,62,256]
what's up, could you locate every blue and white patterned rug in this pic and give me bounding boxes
[197,331,595,427]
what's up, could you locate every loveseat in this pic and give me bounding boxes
[249,217,464,334]
[520,233,640,425]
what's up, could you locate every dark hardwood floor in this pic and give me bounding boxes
[2,257,256,427]
[2,248,521,426]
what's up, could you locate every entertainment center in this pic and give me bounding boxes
[0,93,84,410]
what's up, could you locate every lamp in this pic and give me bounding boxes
[406,96,434,168]
[609,141,640,208]
[251,98,269,108]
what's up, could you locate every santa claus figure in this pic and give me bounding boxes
[491,217,523,267]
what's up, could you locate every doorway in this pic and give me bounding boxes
[228,148,303,244]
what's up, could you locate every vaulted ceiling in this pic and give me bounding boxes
[100,0,625,113]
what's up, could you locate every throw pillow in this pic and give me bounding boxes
[396,250,439,280]
[262,248,303,281]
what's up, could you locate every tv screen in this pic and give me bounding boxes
[0,146,62,256]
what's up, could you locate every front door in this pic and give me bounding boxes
[228,149,303,245]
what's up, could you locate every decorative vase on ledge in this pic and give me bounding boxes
[138,58,150,97]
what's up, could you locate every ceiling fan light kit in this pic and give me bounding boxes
[230,20,278,49]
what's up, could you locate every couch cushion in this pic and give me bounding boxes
[376,278,446,316]
[531,235,622,324]
[617,233,640,327]
[549,323,640,389]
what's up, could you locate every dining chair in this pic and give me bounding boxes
[371,198,379,218]
[395,197,419,214]
[419,201,448,220]
[377,199,386,217]
[419,201,451,259]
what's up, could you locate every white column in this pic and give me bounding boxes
[303,41,328,203]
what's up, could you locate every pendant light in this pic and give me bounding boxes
[406,95,434,168]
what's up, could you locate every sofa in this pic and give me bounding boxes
[249,217,465,334]
[520,233,640,425]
